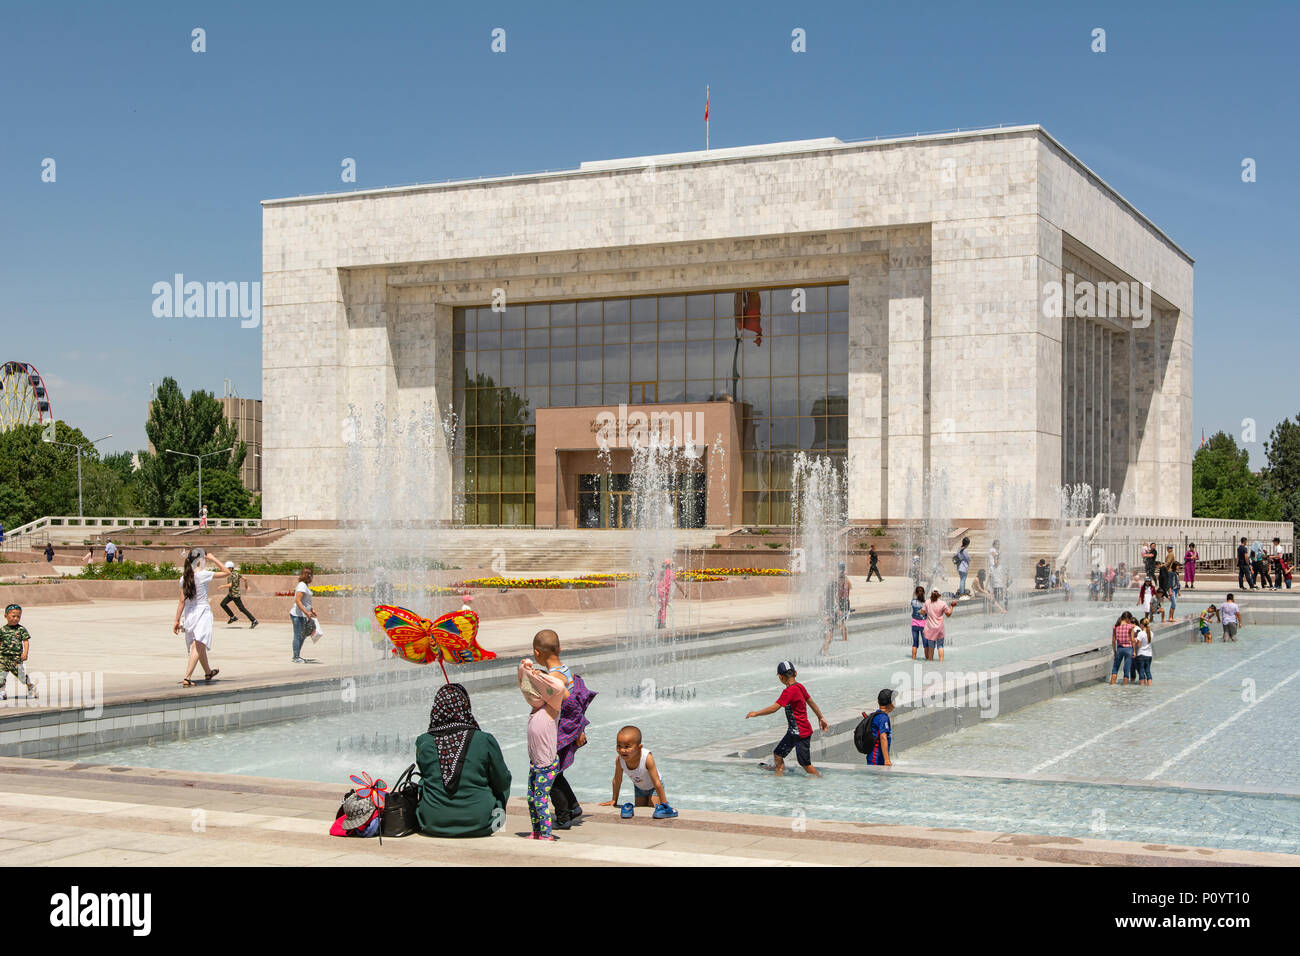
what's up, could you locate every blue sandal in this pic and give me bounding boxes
[653,803,678,819]
[620,802,634,818]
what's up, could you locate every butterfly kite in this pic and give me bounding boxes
[373,604,496,682]
[350,771,387,810]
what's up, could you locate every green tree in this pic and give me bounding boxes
[1262,416,1300,537]
[81,460,142,516]
[0,482,36,529]
[0,421,99,524]
[171,468,255,519]
[134,378,247,516]
[1192,432,1281,521]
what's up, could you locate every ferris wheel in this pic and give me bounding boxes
[0,361,55,432]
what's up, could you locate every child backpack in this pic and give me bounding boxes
[853,710,884,755]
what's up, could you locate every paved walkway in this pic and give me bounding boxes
[1,578,919,713]
[4,758,1292,867]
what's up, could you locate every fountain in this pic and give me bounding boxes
[984,479,1033,626]
[336,401,459,727]
[786,452,847,656]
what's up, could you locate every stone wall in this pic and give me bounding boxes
[263,127,1193,523]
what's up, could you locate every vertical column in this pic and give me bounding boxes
[1129,311,1161,515]
[847,261,888,522]
[886,230,930,521]
[1156,307,1194,516]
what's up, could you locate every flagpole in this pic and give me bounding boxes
[705,85,710,150]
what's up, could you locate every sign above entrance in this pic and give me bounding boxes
[592,403,706,451]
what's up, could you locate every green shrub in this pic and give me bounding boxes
[77,560,179,581]
[872,527,887,537]
[765,542,782,549]
[142,539,153,546]
[238,559,338,576]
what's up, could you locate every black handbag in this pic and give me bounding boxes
[381,763,421,837]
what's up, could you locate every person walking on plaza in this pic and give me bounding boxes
[199,504,208,529]
[1237,537,1254,590]
[1273,538,1287,591]
[173,548,227,686]
[104,539,116,564]
[220,561,258,628]
[0,604,38,700]
[289,567,318,662]
[43,543,54,565]
[655,559,681,630]
[1184,543,1198,590]
[866,544,883,582]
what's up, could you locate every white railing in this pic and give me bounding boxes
[3,515,265,540]
[1061,514,1293,573]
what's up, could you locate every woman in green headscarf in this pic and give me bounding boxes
[415,683,512,837]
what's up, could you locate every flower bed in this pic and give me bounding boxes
[692,567,792,576]
[456,576,614,590]
[272,584,462,598]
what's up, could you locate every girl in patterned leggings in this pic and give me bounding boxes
[518,659,568,840]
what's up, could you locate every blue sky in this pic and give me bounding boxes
[2,0,1296,464]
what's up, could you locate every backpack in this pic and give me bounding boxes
[952,551,961,567]
[853,710,885,755]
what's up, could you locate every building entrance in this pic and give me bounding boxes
[576,472,707,529]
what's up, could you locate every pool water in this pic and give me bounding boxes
[900,626,1300,791]
[82,607,1300,854]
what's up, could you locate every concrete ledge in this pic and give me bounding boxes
[2,757,1293,867]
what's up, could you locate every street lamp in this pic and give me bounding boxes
[49,434,113,518]
[166,447,235,517]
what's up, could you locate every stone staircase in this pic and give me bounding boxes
[220,528,721,573]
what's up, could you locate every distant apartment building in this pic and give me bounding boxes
[222,397,262,494]
[145,396,262,493]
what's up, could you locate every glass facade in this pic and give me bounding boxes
[452,283,848,526]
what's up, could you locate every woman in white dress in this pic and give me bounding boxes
[173,548,229,686]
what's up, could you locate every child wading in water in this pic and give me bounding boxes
[1199,605,1220,643]
[598,725,677,818]
[517,650,569,840]
[1133,616,1154,685]
[923,589,954,661]
[746,661,829,776]
[909,586,926,659]
[0,604,37,700]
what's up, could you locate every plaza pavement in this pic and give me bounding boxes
[3,757,1294,867]
[1,577,920,711]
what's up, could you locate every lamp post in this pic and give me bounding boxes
[166,447,235,518]
[49,434,113,518]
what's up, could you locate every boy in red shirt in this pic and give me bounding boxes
[745,661,830,776]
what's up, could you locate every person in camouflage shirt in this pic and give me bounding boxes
[219,562,258,628]
[0,603,37,699]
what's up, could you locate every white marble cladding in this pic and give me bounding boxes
[262,127,1193,522]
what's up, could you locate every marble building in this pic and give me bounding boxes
[261,125,1193,526]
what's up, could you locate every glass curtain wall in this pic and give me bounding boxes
[452,283,847,526]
